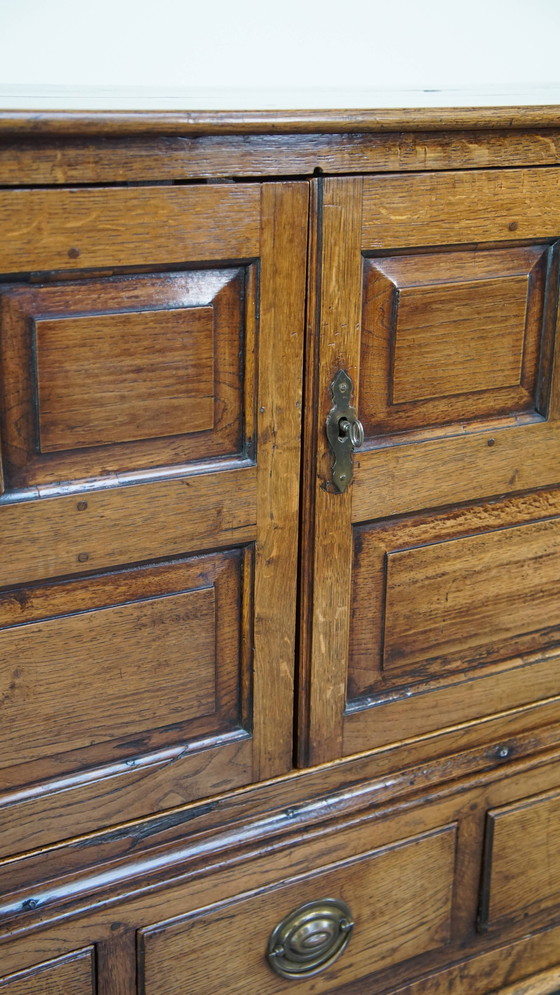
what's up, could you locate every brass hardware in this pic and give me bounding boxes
[326,369,364,492]
[267,898,354,979]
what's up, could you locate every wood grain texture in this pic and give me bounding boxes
[360,245,547,437]
[1,268,248,485]
[140,825,455,994]
[490,967,560,995]
[362,167,560,248]
[297,177,322,767]
[480,788,560,931]
[2,111,560,995]
[0,466,256,585]
[3,709,560,919]
[375,926,560,995]
[252,182,308,779]
[392,277,528,401]
[2,744,560,984]
[0,950,94,993]
[383,518,560,675]
[0,184,260,273]
[96,932,137,995]
[3,105,560,136]
[0,736,252,860]
[0,586,217,767]
[351,421,560,524]
[0,548,252,851]
[35,307,214,452]
[306,166,560,772]
[0,179,307,870]
[345,489,560,754]
[302,177,364,766]
[3,131,560,185]
[344,651,560,757]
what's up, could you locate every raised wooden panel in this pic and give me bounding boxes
[393,277,527,400]
[0,950,95,994]
[0,589,216,766]
[0,548,248,774]
[0,544,258,859]
[341,489,560,756]
[383,518,560,677]
[479,788,560,932]
[139,825,456,995]
[0,549,253,840]
[359,245,548,438]
[382,925,560,995]
[35,306,214,452]
[349,490,560,698]
[0,267,250,485]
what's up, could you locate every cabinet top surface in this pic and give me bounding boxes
[1,85,560,135]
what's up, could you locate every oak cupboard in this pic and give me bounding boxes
[0,103,560,994]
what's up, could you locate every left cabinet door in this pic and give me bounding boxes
[0,181,308,857]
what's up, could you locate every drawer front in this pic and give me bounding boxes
[139,824,456,994]
[479,787,560,931]
[2,753,560,994]
[0,950,95,994]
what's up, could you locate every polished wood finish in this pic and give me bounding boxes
[0,951,95,994]
[304,176,364,764]
[360,246,546,436]
[0,179,308,869]
[140,825,455,994]
[4,130,560,185]
[2,104,560,135]
[480,787,560,931]
[1,105,560,994]
[1,269,247,485]
[35,307,215,452]
[253,182,308,778]
[0,552,241,769]
[302,164,560,769]
[2,748,560,992]
[0,185,260,272]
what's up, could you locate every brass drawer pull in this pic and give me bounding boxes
[267,898,354,979]
[326,369,364,492]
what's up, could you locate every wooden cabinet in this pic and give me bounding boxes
[1,103,560,994]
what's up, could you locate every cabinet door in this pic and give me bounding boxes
[0,181,308,857]
[302,171,560,764]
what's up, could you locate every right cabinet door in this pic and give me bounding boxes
[302,170,560,765]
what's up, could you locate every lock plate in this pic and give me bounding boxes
[325,370,364,493]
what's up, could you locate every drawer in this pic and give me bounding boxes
[479,786,560,932]
[139,823,456,994]
[0,950,95,994]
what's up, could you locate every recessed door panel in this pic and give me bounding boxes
[1,267,247,485]
[360,245,547,437]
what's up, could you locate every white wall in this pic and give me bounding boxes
[0,0,559,103]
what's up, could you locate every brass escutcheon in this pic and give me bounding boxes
[325,370,364,492]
